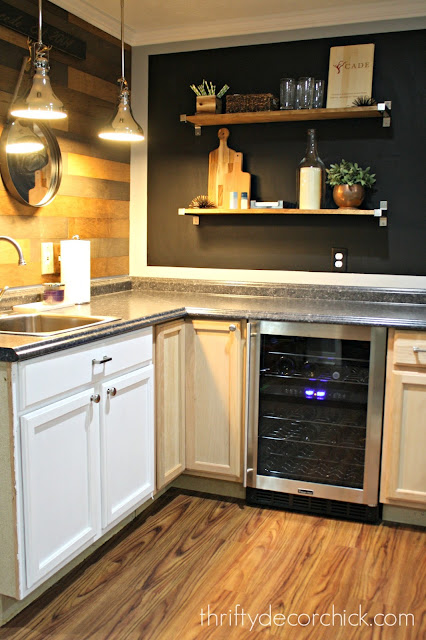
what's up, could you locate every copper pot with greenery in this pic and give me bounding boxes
[326,160,376,209]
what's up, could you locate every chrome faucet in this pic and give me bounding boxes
[0,236,27,304]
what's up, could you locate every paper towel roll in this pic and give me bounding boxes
[60,239,91,304]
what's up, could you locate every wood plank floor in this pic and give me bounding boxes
[1,490,425,639]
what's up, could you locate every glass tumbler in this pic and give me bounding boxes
[298,77,314,109]
[312,79,325,108]
[280,78,296,110]
[295,81,302,109]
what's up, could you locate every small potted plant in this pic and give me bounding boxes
[326,159,376,209]
[190,79,230,114]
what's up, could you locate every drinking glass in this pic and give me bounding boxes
[312,79,325,108]
[298,77,314,109]
[295,81,302,109]
[280,78,296,110]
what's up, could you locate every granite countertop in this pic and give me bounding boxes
[1,282,426,362]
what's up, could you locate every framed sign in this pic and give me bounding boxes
[0,0,86,60]
[326,44,375,108]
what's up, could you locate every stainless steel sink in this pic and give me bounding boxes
[0,314,120,336]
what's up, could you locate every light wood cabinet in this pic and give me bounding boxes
[185,319,246,481]
[380,330,426,508]
[155,320,186,490]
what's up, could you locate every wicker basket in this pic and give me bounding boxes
[225,93,279,113]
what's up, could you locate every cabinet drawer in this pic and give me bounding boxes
[393,331,426,368]
[19,328,152,410]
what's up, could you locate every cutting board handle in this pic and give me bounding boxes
[218,128,230,142]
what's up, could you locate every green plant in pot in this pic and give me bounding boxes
[326,160,376,209]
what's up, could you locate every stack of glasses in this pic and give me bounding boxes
[279,77,325,110]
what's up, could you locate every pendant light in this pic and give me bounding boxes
[98,0,144,142]
[10,0,66,121]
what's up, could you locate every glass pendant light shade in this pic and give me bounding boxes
[10,54,66,120]
[98,0,144,143]
[10,0,66,121]
[99,85,144,141]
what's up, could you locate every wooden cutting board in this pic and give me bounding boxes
[208,128,237,207]
[223,152,251,208]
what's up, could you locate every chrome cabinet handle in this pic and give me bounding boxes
[90,394,101,403]
[229,324,237,332]
[92,356,112,365]
[413,346,426,353]
[107,387,117,397]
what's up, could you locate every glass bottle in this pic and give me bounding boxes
[297,128,325,210]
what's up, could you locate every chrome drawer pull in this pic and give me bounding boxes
[92,356,112,365]
[413,346,426,353]
[229,324,237,332]
[90,394,101,403]
[107,387,117,397]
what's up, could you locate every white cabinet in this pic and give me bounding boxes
[0,327,154,598]
[20,391,100,588]
[100,366,154,528]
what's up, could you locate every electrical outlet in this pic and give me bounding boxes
[41,242,54,274]
[331,247,348,272]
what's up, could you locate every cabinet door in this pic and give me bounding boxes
[186,320,245,481]
[100,365,154,529]
[155,320,186,490]
[20,390,99,589]
[380,370,426,507]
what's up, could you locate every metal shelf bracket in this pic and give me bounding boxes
[180,114,201,135]
[179,207,199,225]
[377,101,392,127]
[375,201,388,226]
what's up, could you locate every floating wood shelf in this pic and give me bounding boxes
[179,204,388,226]
[180,103,391,134]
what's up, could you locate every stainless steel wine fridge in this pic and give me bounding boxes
[246,321,387,522]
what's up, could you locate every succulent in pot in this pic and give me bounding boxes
[326,159,376,208]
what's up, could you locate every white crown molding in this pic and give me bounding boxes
[131,1,426,46]
[51,0,426,47]
[51,0,138,43]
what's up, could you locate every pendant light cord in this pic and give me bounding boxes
[38,0,43,46]
[120,0,125,85]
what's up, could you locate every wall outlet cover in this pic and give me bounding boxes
[331,247,348,272]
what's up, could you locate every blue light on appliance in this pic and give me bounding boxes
[304,388,327,400]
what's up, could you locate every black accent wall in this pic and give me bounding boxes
[147,30,425,275]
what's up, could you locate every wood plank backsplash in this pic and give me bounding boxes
[0,0,131,287]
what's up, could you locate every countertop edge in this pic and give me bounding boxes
[0,308,186,362]
[1,300,426,363]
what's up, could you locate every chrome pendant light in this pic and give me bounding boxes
[10,0,66,120]
[99,0,144,142]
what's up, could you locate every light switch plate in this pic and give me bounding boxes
[41,242,54,274]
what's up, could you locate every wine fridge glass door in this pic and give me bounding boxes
[246,321,386,506]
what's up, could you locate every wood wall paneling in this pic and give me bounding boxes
[0,0,130,287]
